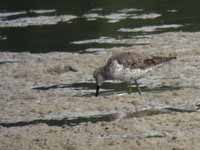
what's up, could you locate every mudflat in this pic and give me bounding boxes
[1,32,200,150]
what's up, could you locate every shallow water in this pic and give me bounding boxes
[0,0,200,53]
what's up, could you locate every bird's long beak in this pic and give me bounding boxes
[95,85,100,97]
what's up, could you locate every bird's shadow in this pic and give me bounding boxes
[32,82,181,97]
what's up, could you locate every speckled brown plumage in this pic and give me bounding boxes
[106,52,176,69]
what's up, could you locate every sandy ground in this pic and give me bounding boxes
[1,32,200,150]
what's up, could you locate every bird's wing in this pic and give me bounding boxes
[107,52,176,70]
[142,56,176,68]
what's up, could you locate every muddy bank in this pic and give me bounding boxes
[1,32,200,150]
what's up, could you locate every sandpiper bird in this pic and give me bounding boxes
[93,51,176,96]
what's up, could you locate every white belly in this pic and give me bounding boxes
[111,60,153,82]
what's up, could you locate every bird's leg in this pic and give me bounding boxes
[95,85,100,97]
[135,80,142,95]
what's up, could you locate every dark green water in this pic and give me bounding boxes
[0,0,200,53]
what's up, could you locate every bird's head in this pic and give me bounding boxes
[93,67,105,96]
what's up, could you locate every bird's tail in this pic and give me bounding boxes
[144,55,176,66]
